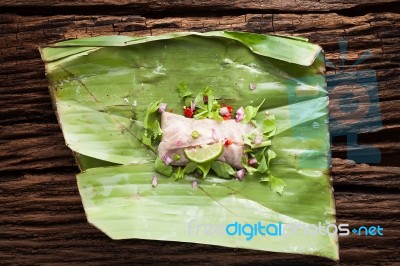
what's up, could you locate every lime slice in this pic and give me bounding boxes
[184,142,223,163]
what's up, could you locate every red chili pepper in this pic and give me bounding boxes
[184,107,194,118]
[223,138,232,146]
[227,106,233,113]
[222,114,231,120]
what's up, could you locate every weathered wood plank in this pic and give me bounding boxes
[1,0,399,13]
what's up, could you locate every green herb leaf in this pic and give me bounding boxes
[150,120,163,138]
[177,82,192,99]
[256,153,268,173]
[196,161,212,179]
[155,157,173,177]
[242,133,271,149]
[142,131,152,146]
[243,99,265,124]
[183,162,197,174]
[243,133,255,147]
[260,174,286,195]
[142,99,163,146]
[252,140,272,149]
[174,167,184,180]
[211,161,236,178]
[143,100,161,129]
[173,162,197,180]
[266,149,276,168]
[208,110,223,121]
[193,87,222,120]
[262,115,277,134]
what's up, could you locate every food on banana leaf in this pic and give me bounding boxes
[146,84,285,194]
[158,111,261,169]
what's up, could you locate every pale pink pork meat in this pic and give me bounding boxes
[158,112,261,169]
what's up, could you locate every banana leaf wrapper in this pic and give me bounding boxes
[40,31,338,260]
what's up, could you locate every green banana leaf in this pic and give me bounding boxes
[40,31,338,260]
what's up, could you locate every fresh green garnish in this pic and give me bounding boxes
[196,161,212,179]
[241,111,286,195]
[155,157,173,177]
[242,99,265,124]
[211,161,236,179]
[261,115,277,135]
[177,82,192,99]
[193,87,222,121]
[241,157,258,174]
[161,82,284,194]
[174,162,197,180]
[260,174,287,195]
[142,99,163,146]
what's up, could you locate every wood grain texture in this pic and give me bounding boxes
[1,2,399,265]
[1,0,399,14]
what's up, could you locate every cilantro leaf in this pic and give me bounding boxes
[266,149,276,168]
[242,133,254,147]
[262,115,277,134]
[177,82,192,99]
[150,120,163,138]
[260,175,286,195]
[193,87,222,121]
[242,132,271,149]
[143,100,161,129]
[183,162,197,174]
[197,161,212,179]
[174,167,184,180]
[155,157,173,177]
[174,162,197,180]
[142,99,163,146]
[256,153,268,173]
[243,99,265,124]
[142,131,152,146]
[211,161,236,178]
[252,140,272,149]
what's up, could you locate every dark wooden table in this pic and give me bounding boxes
[1,1,399,265]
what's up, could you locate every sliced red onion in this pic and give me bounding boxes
[248,157,258,165]
[158,103,167,113]
[162,153,173,165]
[190,100,196,111]
[152,175,158,187]
[219,106,229,116]
[192,180,198,190]
[249,83,257,90]
[236,169,246,181]
[254,134,263,144]
[235,107,244,122]
[211,128,222,142]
